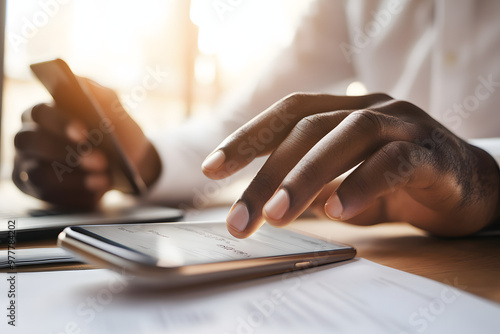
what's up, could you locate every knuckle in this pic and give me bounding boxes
[32,103,48,110]
[31,103,59,123]
[348,174,371,195]
[29,107,42,123]
[25,165,45,187]
[22,104,49,122]
[246,169,281,199]
[379,141,428,170]
[251,172,277,192]
[382,99,427,121]
[21,108,33,122]
[295,114,331,136]
[289,160,324,188]
[366,92,393,104]
[348,109,382,136]
[385,99,413,110]
[13,130,30,150]
[384,99,423,117]
[380,141,410,160]
[377,142,409,173]
[282,92,310,107]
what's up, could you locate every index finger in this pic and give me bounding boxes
[201,93,391,179]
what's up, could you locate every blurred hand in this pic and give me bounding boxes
[12,79,161,210]
[202,93,500,238]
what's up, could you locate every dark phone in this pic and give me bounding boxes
[30,59,146,195]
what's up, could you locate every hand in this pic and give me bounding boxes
[202,93,500,238]
[12,79,161,210]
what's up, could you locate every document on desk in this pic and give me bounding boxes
[0,248,80,268]
[1,258,499,334]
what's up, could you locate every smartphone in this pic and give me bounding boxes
[58,222,356,287]
[30,58,147,195]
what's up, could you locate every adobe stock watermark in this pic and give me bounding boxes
[237,108,296,162]
[5,219,18,327]
[51,117,115,182]
[8,0,70,52]
[340,0,408,63]
[51,65,168,183]
[212,0,245,21]
[224,288,287,334]
[224,249,332,334]
[442,74,500,131]
[400,277,466,334]
[47,270,135,334]
[112,65,170,118]
[179,105,296,215]
[384,127,447,190]
[384,73,499,190]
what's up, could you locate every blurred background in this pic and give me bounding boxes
[1,0,314,176]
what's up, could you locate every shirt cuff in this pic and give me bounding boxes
[468,138,500,167]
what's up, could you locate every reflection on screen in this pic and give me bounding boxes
[82,222,348,266]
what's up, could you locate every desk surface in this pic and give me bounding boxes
[291,219,500,304]
[5,218,500,304]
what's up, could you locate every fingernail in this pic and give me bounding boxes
[264,188,289,221]
[66,122,87,143]
[227,202,249,232]
[85,175,110,191]
[202,150,225,171]
[80,152,107,171]
[325,193,343,219]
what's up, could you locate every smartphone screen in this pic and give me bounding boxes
[69,222,353,267]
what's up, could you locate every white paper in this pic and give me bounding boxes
[1,258,499,334]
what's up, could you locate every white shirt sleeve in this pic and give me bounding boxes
[468,138,500,167]
[142,0,355,206]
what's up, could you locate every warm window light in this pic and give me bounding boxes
[195,54,216,86]
[2,0,313,172]
[190,0,311,73]
[346,81,368,96]
[71,0,171,88]
[5,0,172,85]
